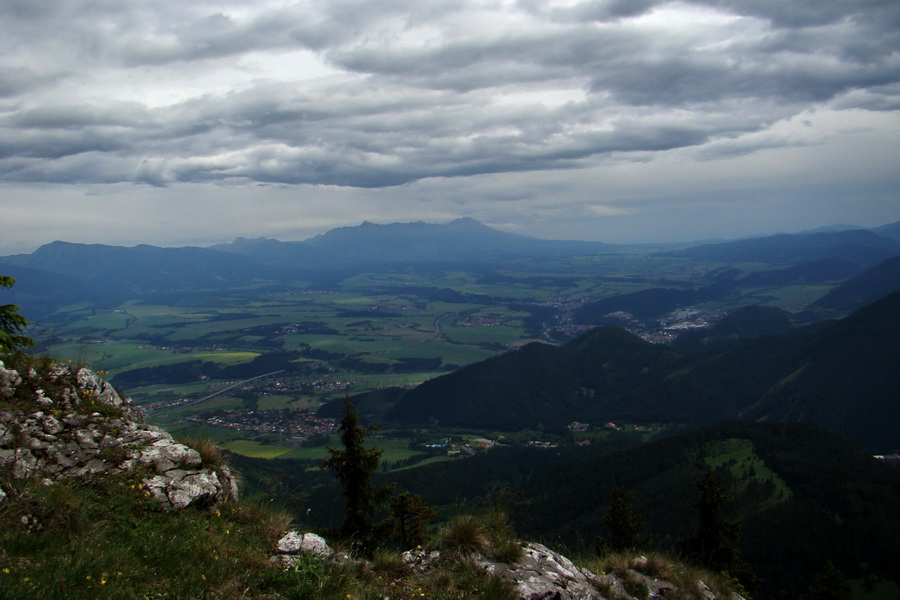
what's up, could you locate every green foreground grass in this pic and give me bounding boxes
[0,474,527,600]
[0,474,347,600]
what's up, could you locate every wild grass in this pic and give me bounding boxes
[371,549,409,575]
[433,510,525,567]
[491,538,525,565]
[418,559,519,600]
[177,436,227,470]
[438,514,490,556]
[0,472,525,600]
[575,551,744,600]
[0,474,360,600]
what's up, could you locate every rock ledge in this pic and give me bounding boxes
[0,359,237,510]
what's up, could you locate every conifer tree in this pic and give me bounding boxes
[0,275,34,354]
[599,486,648,553]
[681,469,742,572]
[321,399,390,550]
[384,491,435,549]
[801,561,852,600]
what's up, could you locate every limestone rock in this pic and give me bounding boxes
[143,469,229,510]
[0,359,237,511]
[399,542,745,600]
[402,548,442,573]
[477,543,606,600]
[0,362,22,399]
[138,439,203,472]
[276,531,335,559]
[271,531,348,570]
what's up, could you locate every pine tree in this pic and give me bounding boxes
[680,469,742,572]
[0,275,34,354]
[801,561,853,600]
[600,486,649,553]
[321,399,390,550]
[384,491,436,549]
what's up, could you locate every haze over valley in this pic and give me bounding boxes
[3,219,900,600]
[2,1,900,597]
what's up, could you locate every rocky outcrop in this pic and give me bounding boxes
[271,531,351,570]
[276,531,744,600]
[402,543,622,600]
[477,542,609,600]
[0,359,237,510]
[276,531,336,559]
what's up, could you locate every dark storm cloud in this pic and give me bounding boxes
[0,0,898,190]
[705,0,900,29]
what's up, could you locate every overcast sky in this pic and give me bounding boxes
[1,0,899,254]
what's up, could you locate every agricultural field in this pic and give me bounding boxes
[29,251,843,465]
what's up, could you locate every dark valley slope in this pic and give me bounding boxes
[738,289,900,448]
[380,326,687,430]
[668,304,794,354]
[509,422,900,600]
[807,255,900,314]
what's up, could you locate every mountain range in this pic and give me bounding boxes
[2,218,899,318]
[659,228,900,267]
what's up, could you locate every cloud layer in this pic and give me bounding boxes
[1,0,899,250]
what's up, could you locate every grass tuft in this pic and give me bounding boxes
[224,501,294,542]
[372,549,409,575]
[419,559,519,600]
[491,538,525,565]
[177,436,227,470]
[632,552,676,580]
[438,515,490,556]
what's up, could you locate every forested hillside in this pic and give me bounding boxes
[357,290,900,451]
[245,420,900,600]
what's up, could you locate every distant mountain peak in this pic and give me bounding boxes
[447,217,484,227]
